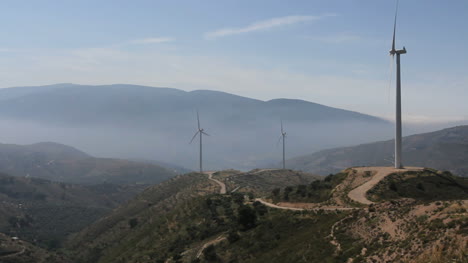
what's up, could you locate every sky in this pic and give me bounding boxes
[0,0,467,123]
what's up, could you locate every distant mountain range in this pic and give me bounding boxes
[0,141,177,184]
[0,83,391,170]
[288,126,468,176]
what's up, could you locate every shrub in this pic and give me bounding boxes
[227,230,240,243]
[203,245,218,262]
[128,218,138,229]
[237,205,257,231]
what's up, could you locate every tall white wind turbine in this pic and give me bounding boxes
[389,0,406,169]
[190,111,210,173]
[278,120,287,169]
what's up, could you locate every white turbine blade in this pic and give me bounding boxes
[197,110,200,130]
[281,120,284,134]
[391,0,399,52]
[190,131,200,144]
[201,131,210,136]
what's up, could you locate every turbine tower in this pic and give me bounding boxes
[389,0,406,169]
[278,120,287,169]
[190,111,209,173]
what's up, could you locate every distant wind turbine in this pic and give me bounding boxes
[277,120,287,169]
[190,111,210,173]
[389,0,406,169]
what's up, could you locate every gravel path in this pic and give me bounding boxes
[347,167,423,205]
[205,171,226,194]
[255,198,357,211]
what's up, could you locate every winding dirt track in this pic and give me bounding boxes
[255,198,304,211]
[205,171,226,194]
[255,198,357,211]
[196,234,226,258]
[347,167,423,205]
[0,246,25,259]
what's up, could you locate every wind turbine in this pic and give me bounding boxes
[190,111,209,173]
[389,0,406,169]
[278,120,287,169]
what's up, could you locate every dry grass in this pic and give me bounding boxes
[410,235,467,263]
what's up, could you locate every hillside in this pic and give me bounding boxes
[0,141,177,184]
[0,173,146,250]
[0,232,68,263]
[67,172,220,262]
[0,84,391,170]
[66,168,467,263]
[288,125,468,176]
[213,169,322,196]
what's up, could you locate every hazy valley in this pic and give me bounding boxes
[0,83,394,171]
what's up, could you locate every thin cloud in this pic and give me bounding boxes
[308,33,362,44]
[205,14,336,39]
[129,37,175,45]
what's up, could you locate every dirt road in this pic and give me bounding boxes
[0,246,25,259]
[205,171,226,194]
[196,234,226,258]
[255,198,357,211]
[249,168,280,174]
[347,167,423,205]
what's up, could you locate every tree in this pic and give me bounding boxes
[283,186,293,201]
[272,188,280,197]
[128,218,138,228]
[296,185,307,197]
[227,230,240,243]
[237,205,257,230]
[231,192,244,205]
[253,201,268,216]
[203,245,218,261]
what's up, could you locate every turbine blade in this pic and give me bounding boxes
[201,131,210,136]
[190,131,200,144]
[281,120,283,133]
[197,110,200,130]
[391,0,399,52]
[387,54,395,104]
[277,135,283,146]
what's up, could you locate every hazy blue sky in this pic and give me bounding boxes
[0,0,467,122]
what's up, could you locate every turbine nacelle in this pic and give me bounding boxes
[390,47,407,56]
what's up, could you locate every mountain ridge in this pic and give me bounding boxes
[0,141,177,184]
[0,83,391,170]
[288,125,468,176]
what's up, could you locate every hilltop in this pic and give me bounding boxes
[65,167,467,263]
[0,84,391,170]
[0,141,177,185]
[288,125,468,176]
